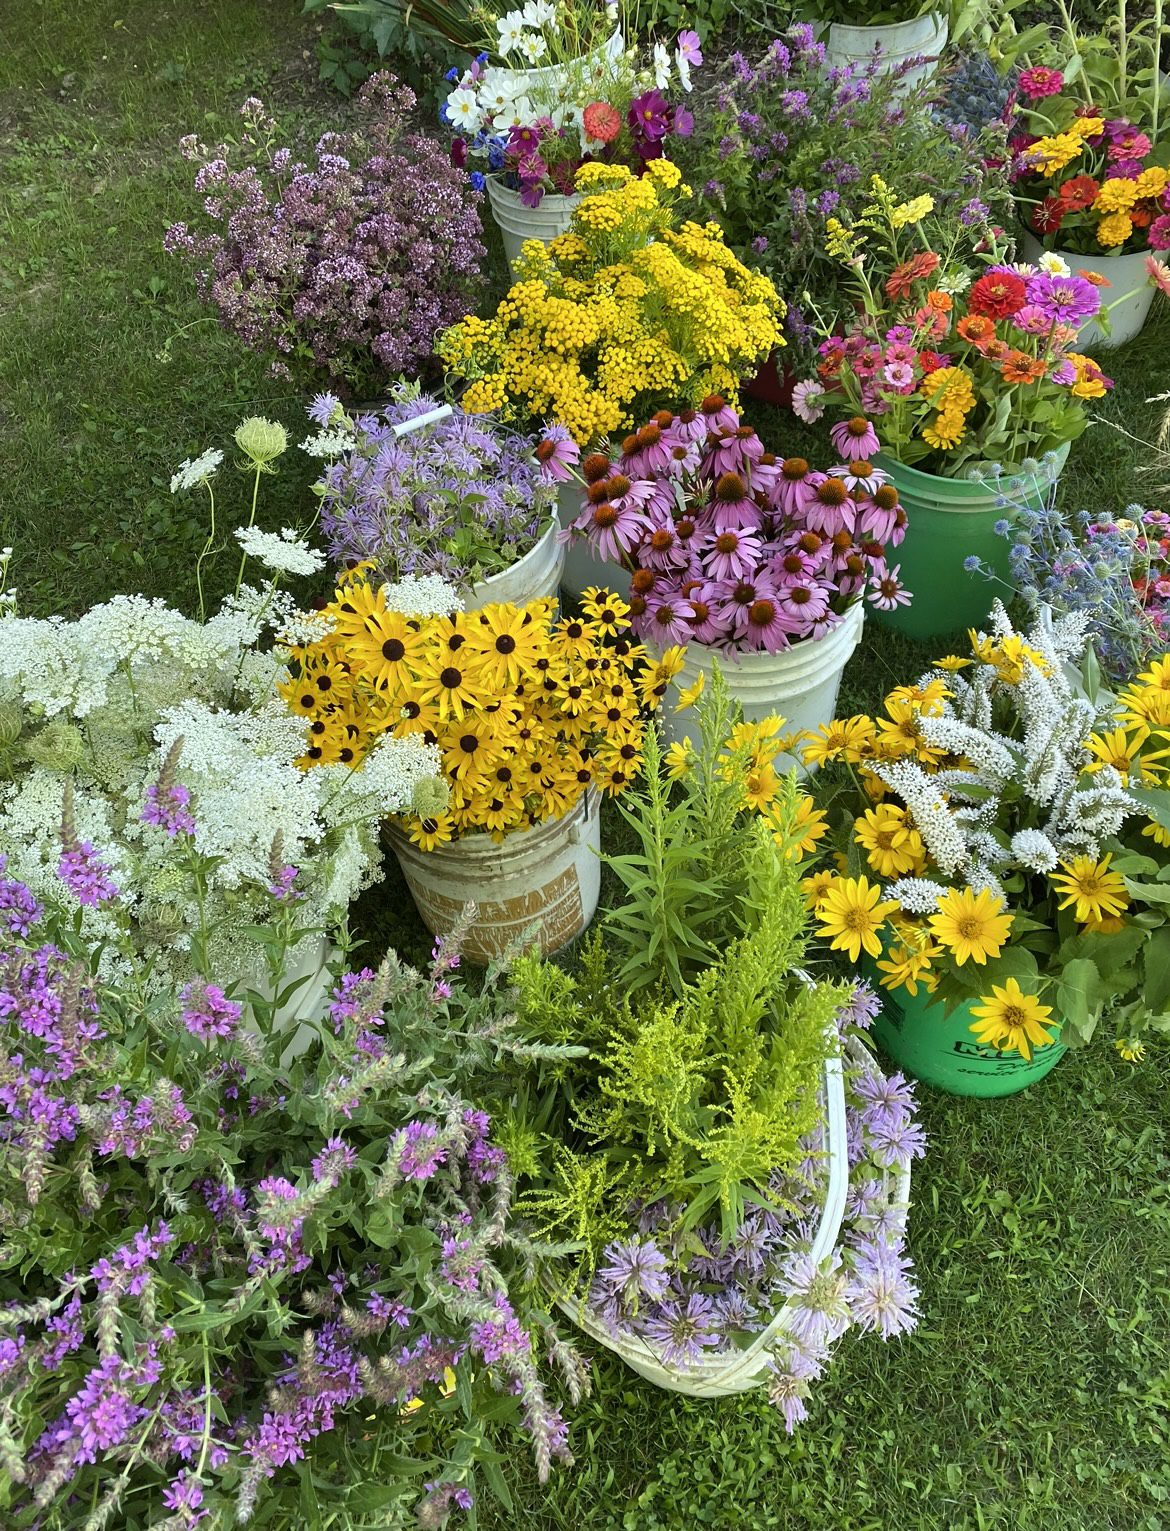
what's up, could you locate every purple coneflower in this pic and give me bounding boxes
[534,425,580,485]
[830,416,881,461]
[867,561,912,612]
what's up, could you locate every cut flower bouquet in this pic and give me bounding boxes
[564,397,912,651]
[803,602,1170,1059]
[794,176,1114,473]
[279,571,677,848]
[438,158,783,445]
[307,385,559,593]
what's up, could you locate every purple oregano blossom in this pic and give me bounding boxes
[165,76,485,391]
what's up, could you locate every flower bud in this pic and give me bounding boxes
[234,416,289,468]
[0,703,22,751]
[24,720,84,771]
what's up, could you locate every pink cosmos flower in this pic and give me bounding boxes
[677,29,703,67]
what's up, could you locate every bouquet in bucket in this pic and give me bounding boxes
[444,12,702,205]
[437,159,783,445]
[802,602,1170,1059]
[305,385,558,592]
[563,397,913,650]
[1006,65,1170,254]
[278,570,677,848]
[495,682,924,1411]
[793,176,1114,474]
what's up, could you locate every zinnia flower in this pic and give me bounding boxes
[884,251,940,301]
[968,269,1027,319]
[582,101,621,144]
[1018,66,1064,100]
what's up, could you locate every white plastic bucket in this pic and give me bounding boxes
[556,479,628,601]
[387,791,601,964]
[466,519,563,610]
[239,934,336,1065]
[486,176,580,269]
[657,602,866,769]
[492,31,624,97]
[821,12,948,91]
[1018,231,1156,349]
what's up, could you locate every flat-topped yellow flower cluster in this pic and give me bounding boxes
[438,159,783,445]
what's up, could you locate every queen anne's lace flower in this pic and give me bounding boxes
[169,447,223,494]
[235,527,325,577]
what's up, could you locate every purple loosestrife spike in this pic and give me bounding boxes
[57,784,119,907]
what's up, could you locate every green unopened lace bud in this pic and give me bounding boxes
[141,901,187,939]
[234,416,289,469]
[0,703,22,751]
[411,775,451,819]
[24,720,84,772]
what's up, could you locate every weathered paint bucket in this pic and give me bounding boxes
[486,176,579,269]
[1019,230,1157,349]
[821,12,948,91]
[466,519,563,610]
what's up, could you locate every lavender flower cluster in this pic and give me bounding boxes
[165,75,485,391]
[586,985,925,1424]
[314,390,556,586]
[687,26,1008,356]
[0,878,583,1527]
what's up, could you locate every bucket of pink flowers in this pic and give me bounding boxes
[562,396,910,761]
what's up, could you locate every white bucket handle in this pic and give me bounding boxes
[390,404,453,439]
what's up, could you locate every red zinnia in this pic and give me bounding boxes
[968,270,1027,320]
[583,101,621,144]
[917,350,947,374]
[1059,174,1100,212]
[1031,196,1066,235]
[885,250,941,301]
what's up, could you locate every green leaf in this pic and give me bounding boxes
[1141,925,1170,1014]
[1057,957,1104,1045]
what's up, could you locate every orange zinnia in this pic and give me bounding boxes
[885,250,941,300]
[957,314,997,349]
[1000,350,1047,384]
[1077,268,1112,288]
[984,338,1010,361]
[925,289,953,313]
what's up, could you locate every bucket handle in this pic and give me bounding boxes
[390,404,453,440]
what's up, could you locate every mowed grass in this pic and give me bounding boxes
[3,3,1170,1527]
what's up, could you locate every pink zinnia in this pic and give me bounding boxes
[1018,66,1064,100]
[1149,218,1170,254]
[1147,254,1170,294]
[830,416,880,461]
[883,359,915,391]
[791,379,825,424]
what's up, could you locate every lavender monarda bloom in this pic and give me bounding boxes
[165,76,485,392]
[314,390,559,589]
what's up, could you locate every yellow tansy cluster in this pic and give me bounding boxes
[437,161,784,445]
[279,574,679,846]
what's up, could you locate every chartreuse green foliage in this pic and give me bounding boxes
[508,683,847,1272]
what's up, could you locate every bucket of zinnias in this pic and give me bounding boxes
[794,179,1114,640]
[504,705,924,1408]
[800,602,1167,1096]
[280,569,681,962]
[305,388,566,610]
[562,398,909,766]
[1006,66,1170,349]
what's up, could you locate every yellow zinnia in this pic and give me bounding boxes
[891,194,934,228]
[816,875,899,961]
[969,979,1057,1060]
[1050,854,1129,924]
[928,886,1013,965]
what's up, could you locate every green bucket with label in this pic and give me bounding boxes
[866,967,1067,1098]
[874,444,1070,642]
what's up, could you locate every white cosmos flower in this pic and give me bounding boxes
[170,448,223,495]
[1038,251,1071,277]
[496,12,526,53]
[653,40,671,88]
[480,67,523,113]
[518,31,548,63]
[676,50,692,91]
[446,89,483,132]
[522,0,555,25]
[496,94,536,128]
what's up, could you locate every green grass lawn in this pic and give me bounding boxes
[2,3,1170,1528]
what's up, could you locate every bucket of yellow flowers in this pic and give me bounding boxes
[800,603,1165,1096]
[436,157,784,598]
[280,570,677,962]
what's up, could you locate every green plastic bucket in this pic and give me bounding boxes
[873,444,1070,642]
[866,966,1067,1098]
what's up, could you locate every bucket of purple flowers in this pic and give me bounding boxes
[562,399,911,766]
[501,687,925,1411]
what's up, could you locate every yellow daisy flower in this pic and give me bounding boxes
[854,804,926,879]
[816,875,899,961]
[673,671,706,712]
[1114,1037,1146,1063]
[663,738,694,778]
[1050,854,1128,924]
[801,868,835,911]
[969,979,1057,1060]
[928,886,1013,965]
[875,942,941,997]
[799,715,876,767]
